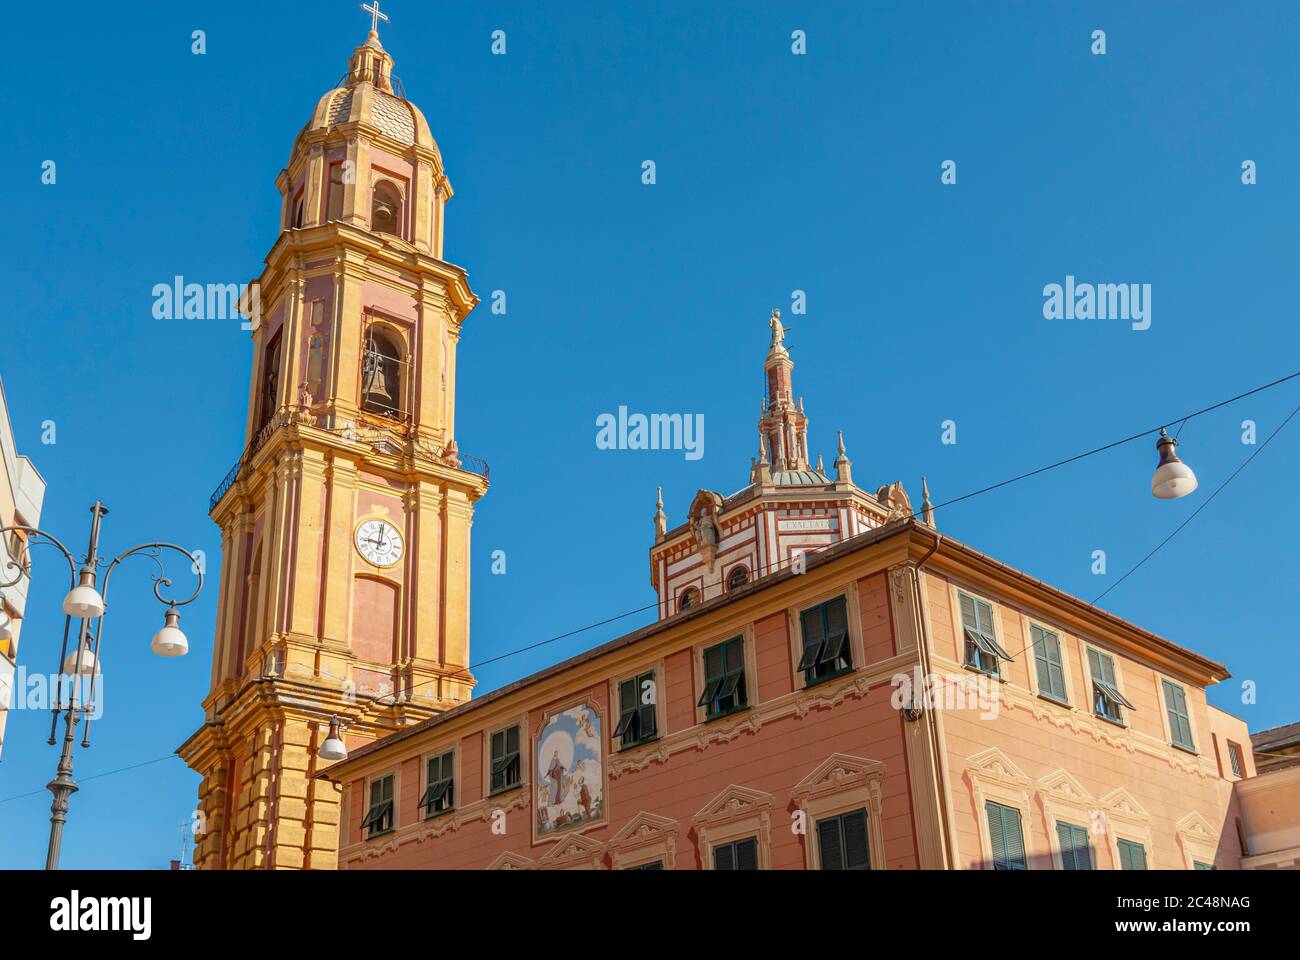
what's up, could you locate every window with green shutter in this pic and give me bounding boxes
[797,595,853,686]
[960,593,1014,677]
[698,637,747,719]
[985,801,1027,870]
[1194,861,1214,870]
[1031,624,1068,703]
[1056,821,1093,870]
[361,773,394,837]
[816,809,871,870]
[713,836,759,870]
[420,750,455,817]
[1117,838,1148,870]
[614,670,658,748]
[490,725,521,794]
[1162,679,1195,751]
[1087,648,1134,723]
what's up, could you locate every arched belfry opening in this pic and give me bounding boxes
[370,181,403,237]
[361,323,407,420]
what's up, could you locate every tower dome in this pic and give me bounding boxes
[278,26,452,258]
[300,31,438,152]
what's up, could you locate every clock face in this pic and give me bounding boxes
[355,519,404,568]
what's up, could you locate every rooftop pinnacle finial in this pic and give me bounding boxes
[834,430,853,485]
[361,0,390,38]
[921,475,936,527]
[654,486,667,540]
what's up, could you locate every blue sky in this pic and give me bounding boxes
[2,1,1298,868]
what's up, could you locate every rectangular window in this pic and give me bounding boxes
[985,801,1027,870]
[420,750,455,817]
[326,162,345,221]
[613,670,658,748]
[959,593,1013,677]
[697,637,747,719]
[361,774,394,838]
[1117,838,1148,870]
[1161,679,1195,751]
[490,725,521,794]
[797,596,853,686]
[1087,648,1134,723]
[713,837,759,870]
[1228,741,1244,778]
[625,860,664,871]
[1031,624,1068,703]
[1194,861,1214,870]
[1056,821,1093,870]
[816,809,872,870]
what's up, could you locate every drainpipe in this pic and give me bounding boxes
[911,528,955,868]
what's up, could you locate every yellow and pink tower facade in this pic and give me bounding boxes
[179,25,487,869]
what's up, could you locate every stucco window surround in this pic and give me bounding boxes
[945,581,1014,684]
[964,748,1035,870]
[1156,672,1198,755]
[1037,769,1100,871]
[537,832,606,870]
[1098,788,1154,870]
[1021,614,1078,709]
[786,583,866,691]
[419,743,459,819]
[607,658,666,753]
[693,784,775,870]
[483,714,530,799]
[1082,642,1134,728]
[1175,812,1220,870]
[607,812,680,870]
[691,624,759,725]
[487,850,535,870]
[361,769,398,840]
[792,753,888,870]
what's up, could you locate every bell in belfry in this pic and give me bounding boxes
[364,358,395,406]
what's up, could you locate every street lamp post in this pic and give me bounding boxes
[0,500,203,870]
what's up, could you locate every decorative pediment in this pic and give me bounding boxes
[1175,811,1217,842]
[487,850,535,871]
[792,753,886,803]
[537,832,606,869]
[608,811,679,850]
[1099,787,1151,823]
[692,784,775,828]
[965,747,1031,786]
[1037,768,1095,805]
[607,811,680,869]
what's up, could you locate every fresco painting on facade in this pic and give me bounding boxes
[535,701,606,840]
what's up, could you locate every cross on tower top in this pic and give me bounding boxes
[361,1,390,36]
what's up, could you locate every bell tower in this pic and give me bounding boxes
[179,18,488,870]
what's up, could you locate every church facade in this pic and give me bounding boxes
[186,22,1254,871]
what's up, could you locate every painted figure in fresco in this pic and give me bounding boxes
[578,777,592,819]
[576,709,596,741]
[546,750,566,806]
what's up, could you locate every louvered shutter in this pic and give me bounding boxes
[818,817,844,870]
[714,843,735,871]
[735,838,758,870]
[842,810,871,869]
[986,801,1006,868]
